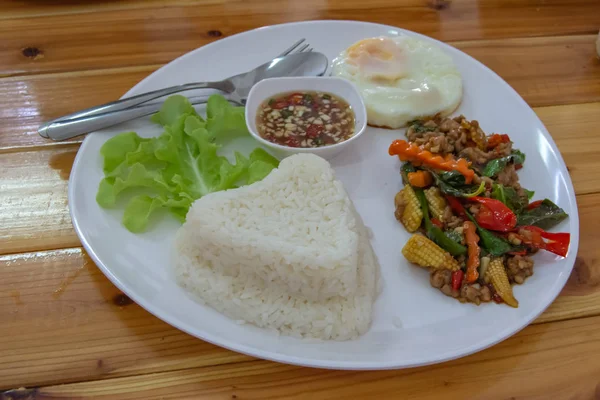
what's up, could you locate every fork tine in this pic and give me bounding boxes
[295,44,310,53]
[277,39,306,58]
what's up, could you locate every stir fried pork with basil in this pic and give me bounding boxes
[389,115,570,307]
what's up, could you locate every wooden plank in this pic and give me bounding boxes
[0,67,156,151]
[0,248,251,389]
[0,145,80,255]
[536,102,600,195]
[1,187,599,388]
[2,36,599,150]
[456,35,600,108]
[1,102,599,255]
[4,315,600,399]
[2,2,600,76]
[0,0,224,19]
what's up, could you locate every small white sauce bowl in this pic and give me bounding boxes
[245,77,367,160]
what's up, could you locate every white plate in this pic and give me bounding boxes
[69,20,579,370]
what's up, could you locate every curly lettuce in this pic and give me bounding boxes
[96,95,279,233]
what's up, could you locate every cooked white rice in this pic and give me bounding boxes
[173,154,380,340]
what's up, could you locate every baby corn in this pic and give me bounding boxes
[487,258,519,308]
[402,234,460,271]
[424,187,447,221]
[395,186,423,232]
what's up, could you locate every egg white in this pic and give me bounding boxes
[331,36,463,129]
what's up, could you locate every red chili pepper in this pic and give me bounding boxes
[272,101,288,109]
[445,195,466,217]
[463,221,480,283]
[431,218,443,228]
[469,197,517,232]
[527,200,544,210]
[288,93,304,105]
[518,226,570,257]
[284,138,300,148]
[306,124,323,138]
[487,134,510,149]
[451,270,464,291]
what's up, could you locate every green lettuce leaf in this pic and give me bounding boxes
[205,95,249,142]
[150,95,199,127]
[97,94,279,233]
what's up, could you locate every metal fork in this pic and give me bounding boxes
[131,39,313,108]
[39,39,314,140]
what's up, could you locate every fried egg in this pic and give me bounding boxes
[331,36,463,129]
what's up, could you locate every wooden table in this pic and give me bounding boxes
[1,1,600,398]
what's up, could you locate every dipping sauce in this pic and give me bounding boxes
[256,91,355,148]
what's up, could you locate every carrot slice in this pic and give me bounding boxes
[463,221,481,283]
[389,140,475,184]
[407,170,433,187]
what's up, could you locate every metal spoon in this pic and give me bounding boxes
[39,51,329,141]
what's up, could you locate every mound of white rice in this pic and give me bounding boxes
[173,154,380,340]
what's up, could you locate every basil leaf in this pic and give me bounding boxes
[491,183,507,203]
[517,199,568,229]
[438,170,466,186]
[477,228,513,256]
[428,169,483,198]
[482,150,526,177]
[400,163,417,184]
[465,210,512,256]
[525,189,535,200]
[511,149,526,165]
[491,184,528,213]
[409,120,436,134]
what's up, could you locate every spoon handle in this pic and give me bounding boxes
[39,94,214,141]
[38,81,229,140]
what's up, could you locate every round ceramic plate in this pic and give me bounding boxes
[69,21,579,369]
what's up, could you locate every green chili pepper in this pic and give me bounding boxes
[415,188,467,256]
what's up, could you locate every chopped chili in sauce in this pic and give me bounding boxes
[256,91,355,148]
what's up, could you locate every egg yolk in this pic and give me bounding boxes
[346,37,408,82]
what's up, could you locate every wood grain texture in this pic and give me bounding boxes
[2,36,599,150]
[0,248,251,389]
[0,145,79,255]
[537,102,600,195]
[3,315,600,399]
[0,0,224,19]
[1,191,598,388]
[2,3,600,77]
[1,0,598,50]
[457,35,600,108]
[0,67,157,150]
